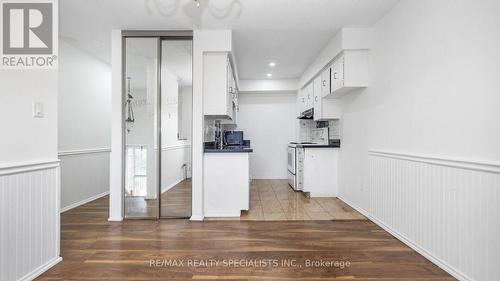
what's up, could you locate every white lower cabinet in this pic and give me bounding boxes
[302,148,339,197]
[204,153,250,217]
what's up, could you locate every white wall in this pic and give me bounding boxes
[58,40,111,151]
[337,1,500,280]
[0,30,60,281]
[0,72,58,164]
[58,40,111,211]
[237,92,297,179]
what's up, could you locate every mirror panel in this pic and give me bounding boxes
[160,39,193,218]
[124,37,159,218]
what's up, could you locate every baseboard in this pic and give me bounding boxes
[204,211,241,217]
[190,214,204,221]
[108,216,123,222]
[338,195,473,281]
[18,256,62,281]
[61,191,109,213]
[161,178,184,194]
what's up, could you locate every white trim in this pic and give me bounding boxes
[204,211,241,218]
[58,148,111,157]
[190,214,204,221]
[61,191,110,213]
[338,195,473,281]
[369,149,500,174]
[161,143,192,152]
[18,256,62,281]
[108,216,123,222]
[0,159,60,176]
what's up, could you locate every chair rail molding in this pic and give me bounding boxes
[58,148,112,157]
[0,159,60,176]
[368,149,500,174]
[161,143,192,152]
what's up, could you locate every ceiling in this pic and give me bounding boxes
[60,0,399,80]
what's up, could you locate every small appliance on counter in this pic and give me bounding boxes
[311,127,329,145]
[224,130,244,147]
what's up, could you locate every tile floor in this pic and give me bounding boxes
[207,179,367,221]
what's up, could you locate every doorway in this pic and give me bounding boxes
[122,32,193,219]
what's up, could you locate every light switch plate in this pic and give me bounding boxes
[32,101,44,118]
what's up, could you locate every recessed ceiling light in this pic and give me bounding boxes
[269,62,276,67]
[267,73,273,77]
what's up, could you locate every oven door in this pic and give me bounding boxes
[287,146,296,174]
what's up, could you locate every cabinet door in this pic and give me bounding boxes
[313,77,322,120]
[331,55,344,92]
[226,58,234,119]
[321,66,341,119]
[321,67,331,97]
[305,83,313,110]
[298,88,307,113]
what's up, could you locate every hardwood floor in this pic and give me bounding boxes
[37,195,455,280]
[124,179,192,218]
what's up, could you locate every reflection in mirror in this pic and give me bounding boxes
[160,39,192,218]
[124,37,159,218]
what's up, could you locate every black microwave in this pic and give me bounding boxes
[224,131,244,146]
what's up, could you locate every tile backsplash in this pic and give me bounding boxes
[328,119,341,139]
[298,119,341,142]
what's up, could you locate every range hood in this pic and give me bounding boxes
[297,108,314,119]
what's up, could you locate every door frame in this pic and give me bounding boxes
[121,30,193,220]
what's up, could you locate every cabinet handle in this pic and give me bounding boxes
[322,80,326,87]
[333,72,338,79]
[315,96,318,102]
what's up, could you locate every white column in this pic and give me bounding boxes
[109,30,123,221]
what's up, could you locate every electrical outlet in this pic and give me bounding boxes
[32,101,44,118]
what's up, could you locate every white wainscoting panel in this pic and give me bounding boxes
[367,150,500,281]
[0,160,61,281]
[58,149,110,212]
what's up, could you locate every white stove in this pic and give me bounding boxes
[287,127,329,191]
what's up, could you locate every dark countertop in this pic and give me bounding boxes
[296,144,340,148]
[204,141,253,153]
[291,139,341,148]
[204,147,253,153]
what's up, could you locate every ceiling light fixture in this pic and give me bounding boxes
[267,73,273,77]
[269,62,276,67]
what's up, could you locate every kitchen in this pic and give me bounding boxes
[4,1,498,280]
[199,31,369,220]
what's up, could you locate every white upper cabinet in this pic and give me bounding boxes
[297,89,305,115]
[313,68,341,120]
[297,87,309,114]
[303,83,314,111]
[221,60,238,125]
[204,52,238,121]
[325,50,369,98]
